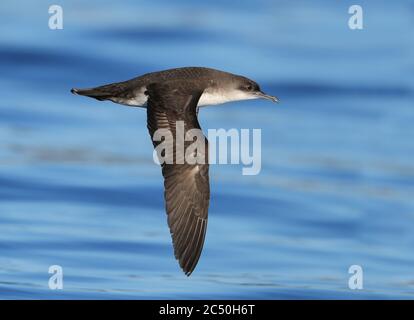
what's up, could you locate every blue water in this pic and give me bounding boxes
[0,0,413,299]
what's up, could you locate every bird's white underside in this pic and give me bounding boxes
[120,87,258,107]
[198,88,257,106]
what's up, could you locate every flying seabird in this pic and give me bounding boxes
[71,67,278,276]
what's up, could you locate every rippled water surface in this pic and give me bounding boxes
[0,0,413,299]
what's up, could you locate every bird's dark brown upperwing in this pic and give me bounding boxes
[146,81,210,276]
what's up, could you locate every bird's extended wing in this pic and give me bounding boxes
[146,81,209,276]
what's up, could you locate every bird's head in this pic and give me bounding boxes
[198,71,279,107]
[234,76,279,103]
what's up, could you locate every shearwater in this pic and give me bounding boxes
[71,67,278,276]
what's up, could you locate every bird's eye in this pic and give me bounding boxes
[246,85,253,91]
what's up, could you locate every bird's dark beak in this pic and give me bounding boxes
[256,91,279,103]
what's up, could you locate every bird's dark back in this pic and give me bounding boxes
[130,67,233,87]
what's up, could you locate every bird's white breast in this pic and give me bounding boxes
[198,91,231,106]
[198,88,256,107]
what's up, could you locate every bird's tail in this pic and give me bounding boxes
[70,85,118,101]
[71,79,147,107]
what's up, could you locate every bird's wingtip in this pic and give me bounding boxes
[71,88,79,95]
